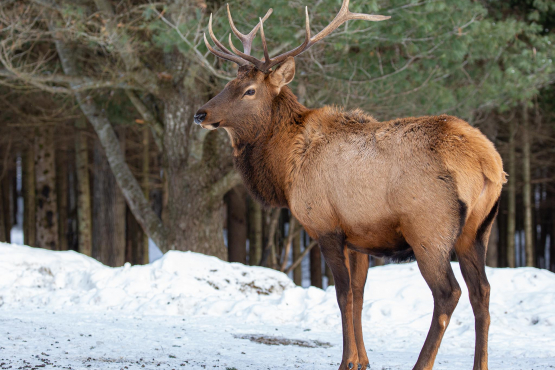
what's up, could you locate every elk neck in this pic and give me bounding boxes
[230,86,308,208]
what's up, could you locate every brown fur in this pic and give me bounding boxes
[196,59,506,370]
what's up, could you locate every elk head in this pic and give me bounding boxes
[194,1,390,136]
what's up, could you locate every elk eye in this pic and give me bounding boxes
[244,89,255,96]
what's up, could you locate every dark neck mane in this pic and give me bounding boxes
[233,87,307,207]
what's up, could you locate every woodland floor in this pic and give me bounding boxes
[1,243,554,370]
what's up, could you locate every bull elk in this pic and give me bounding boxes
[195,1,506,369]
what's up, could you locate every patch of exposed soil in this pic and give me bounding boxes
[233,334,332,348]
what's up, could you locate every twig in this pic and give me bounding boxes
[285,240,318,275]
[280,217,298,272]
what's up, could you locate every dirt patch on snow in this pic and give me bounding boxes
[233,334,332,348]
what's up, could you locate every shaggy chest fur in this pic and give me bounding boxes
[233,141,289,208]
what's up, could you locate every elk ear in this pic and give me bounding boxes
[269,57,295,91]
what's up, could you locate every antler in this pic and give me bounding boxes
[205,5,273,67]
[204,0,390,73]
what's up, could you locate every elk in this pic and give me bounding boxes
[195,2,506,369]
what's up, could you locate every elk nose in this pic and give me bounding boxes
[194,111,206,125]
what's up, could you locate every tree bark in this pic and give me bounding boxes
[280,216,297,272]
[92,138,126,267]
[486,217,499,267]
[551,211,555,272]
[226,185,247,264]
[34,126,58,250]
[123,128,148,265]
[261,208,281,268]
[325,261,335,287]
[141,126,150,264]
[507,118,516,268]
[248,197,263,265]
[522,104,534,267]
[0,169,9,243]
[292,226,302,285]
[126,205,144,265]
[310,243,323,288]
[56,148,69,250]
[0,145,12,243]
[23,146,36,247]
[74,121,92,256]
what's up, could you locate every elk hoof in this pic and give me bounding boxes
[366,365,371,369]
[357,364,362,370]
[348,363,354,369]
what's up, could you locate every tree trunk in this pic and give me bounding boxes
[126,205,144,265]
[159,91,236,260]
[141,126,150,264]
[126,127,149,265]
[522,104,534,267]
[75,121,92,256]
[310,243,323,288]
[507,118,516,268]
[292,226,302,285]
[226,185,247,264]
[11,163,17,233]
[261,208,281,268]
[497,195,507,267]
[551,212,555,272]
[56,148,69,251]
[23,146,36,247]
[34,126,58,250]
[486,217,499,267]
[92,138,126,267]
[163,167,228,260]
[248,198,263,265]
[325,262,335,287]
[0,172,8,243]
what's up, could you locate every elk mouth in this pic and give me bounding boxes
[202,121,221,130]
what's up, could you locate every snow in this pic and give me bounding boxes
[1,242,554,369]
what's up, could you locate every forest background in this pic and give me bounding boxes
[0,0,554,288]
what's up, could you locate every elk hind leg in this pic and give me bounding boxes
[412,251,461,370]
[349,250,370,368]
[455,198,500,370]
[402,219,461,370]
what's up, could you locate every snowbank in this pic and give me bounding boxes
[1,242,555,356]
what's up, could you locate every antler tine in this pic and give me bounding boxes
[305,0,390,48]
[204,33,250,66]
[265,6,311,71]
[265,0,389,70]
[208,14,234,56]
[227,4,273,55]
[228,33,265,70]
[258,17,270,63]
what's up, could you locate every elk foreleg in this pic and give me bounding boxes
[349,250,370,368]
[319,233,359,370]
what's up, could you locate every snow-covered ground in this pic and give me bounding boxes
[0,242,554,369]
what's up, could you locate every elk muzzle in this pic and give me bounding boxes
[194,111,207,125]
